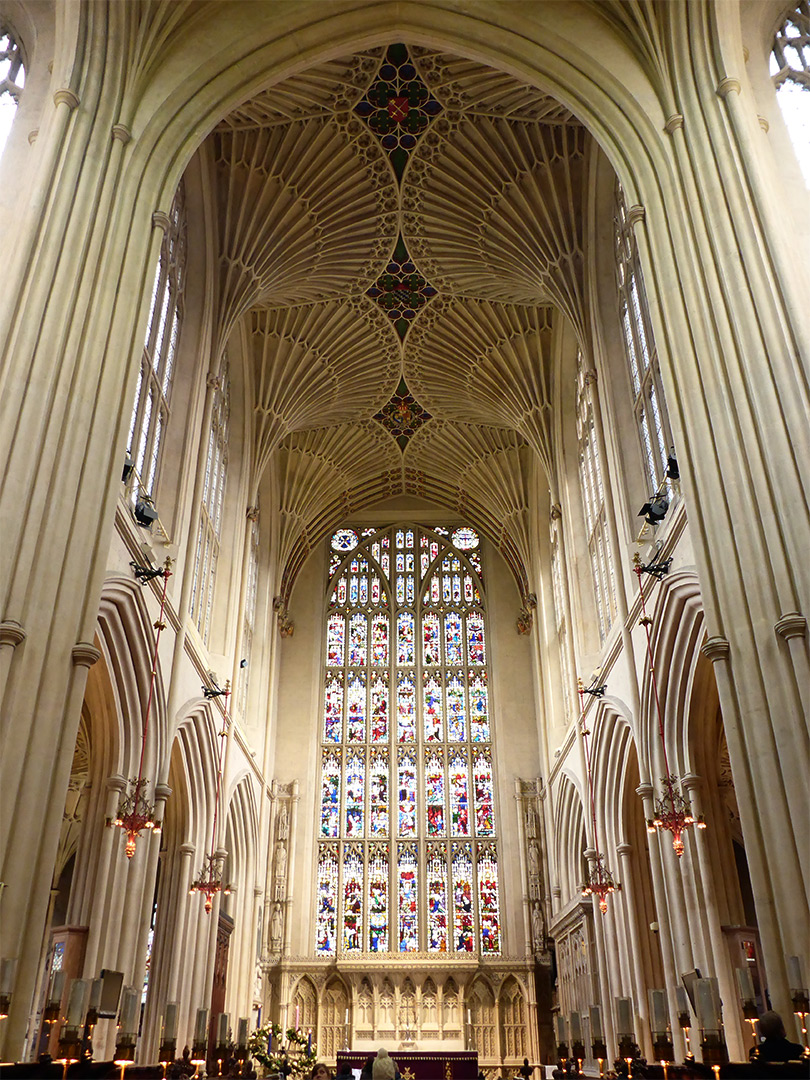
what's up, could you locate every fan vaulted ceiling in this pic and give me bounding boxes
[209,44,587,607]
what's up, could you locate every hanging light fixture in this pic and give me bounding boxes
[108,557,173,857]
[577,679,621,913]
[633,554,706,856]
[190,680,232,913]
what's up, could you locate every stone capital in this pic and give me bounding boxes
[681,772,702,791]
[701,635,730,662]
[179,843,196,857]
[152,210,171,233]
[717,77,741,97]
[664,114,684,135]
[72,642,101,668]
[53,88,80,110]
[155,783,172,803]
[0,620,26,649]
[107,773,128,793]
[111,123,132,144]
[616,843,633,858]
[626,205,646,228]
[775,612,806,640]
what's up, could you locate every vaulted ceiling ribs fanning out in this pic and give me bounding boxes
[210,44,587,604]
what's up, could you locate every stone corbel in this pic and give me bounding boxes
[516,594,537,635]
[273,597,294,638]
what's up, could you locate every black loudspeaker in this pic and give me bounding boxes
[97,969,124,1019]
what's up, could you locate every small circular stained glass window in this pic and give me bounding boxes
[451,527,479,550]
[331,529,359,552]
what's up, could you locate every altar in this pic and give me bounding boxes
[337,1052,478,1080]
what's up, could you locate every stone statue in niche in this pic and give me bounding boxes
[532,903,544,950]
[271,903,283,949]
[528,841,540,875]
[275,840,287,877]
[277,803,289,840]
[526,806,537,838]
[274,878,285,902]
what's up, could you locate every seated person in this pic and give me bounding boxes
[756,1011,806,1061]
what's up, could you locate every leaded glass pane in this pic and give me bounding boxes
[398,844,418,951]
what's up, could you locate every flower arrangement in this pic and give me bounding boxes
[248,1023,318,1077]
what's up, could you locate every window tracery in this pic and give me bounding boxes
[316,524,500,956]
[0,28,25,161]
[614,186,671,492]
[189,363,229,642]
[771,2,810,186]
[127,183,187,502]
[576,351,616,643]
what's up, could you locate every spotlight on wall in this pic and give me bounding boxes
[240,658,248,669]
[122,453,135,484]
[666,448,680,481]
[638,492,669,526]
[134,493,158,529]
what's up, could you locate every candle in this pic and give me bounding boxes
[467,1008,472,1026]
[194,1007,209,1045]
[0,959,16,995]
[66,978,89,1028]
[695,978,720,1032]
[49,970,66,1006]
[736,967,755,1003]
[119,988,139,1038]
[308,1028,312,1053]
[788,956,805,991]
[555,1013,567,1045]
[217,1012,229,1046]
[295,1004,300,1028]
[570,1011,582,1043]
[162,1002,178,1042]
[616,997,634,1037]
[590,1005,604,1040]
[675,986,691,1024]
[345,1008,349,1026]
[648,989,669,1034]
[237,1018,249,1048]
[268,1027,272,1051]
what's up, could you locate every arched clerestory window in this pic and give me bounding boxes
[0,27,25,161]
[315,524,501,957]
[771,1,810,187]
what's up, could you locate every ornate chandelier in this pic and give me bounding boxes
[109,558,172,857]
[578,680,621,913]
[634,554,706,856]
[190,680,231,912]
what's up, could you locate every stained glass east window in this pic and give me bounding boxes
[316,524,501,956]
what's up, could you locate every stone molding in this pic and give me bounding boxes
[112,123,132,144]
[681,772,702,792]
[72,642,101,668]
[616,843,633,858]
[179,842,195,857]
[106,774,128,793]
[27,129,38,145]
[635,782,654,800]
[0,620,26,649]
[775,612,806,640]
[664,114,684,134]
[701,635,730,662]
[758,115,770,133]
[53,89,80,110]
[152,211,171,233]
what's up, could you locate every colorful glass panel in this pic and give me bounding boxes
[323,678,343,742]
[327,614,345,666]
[349,613,367,666]
[315,845,338,953]
[345,753,365,837]
[343,847,363,951]
[425,750,445,836]
[397,751,417,836]
[423,612,440,665]
[469,673,489,741]
[335,575,347,605]
[332,529,359,551]
[449,752,470,836]
[347,675,366,742]
[446,672,466,741]
[371,613,389,666]
[370,676,389,743]
[369,753,389,835]
[478,847,500,954]
[467,612,485,665]
[445,612,463,665]
[423,673,443,741]
[398,845,419,951]
[451,527,479,549]
[320,751,341,837]
[397,672,416,742]
[426,849,449,952]
[397,612,415,666]
[368,847,389,952]
[452,845,475,953]
[473,751,495,836]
